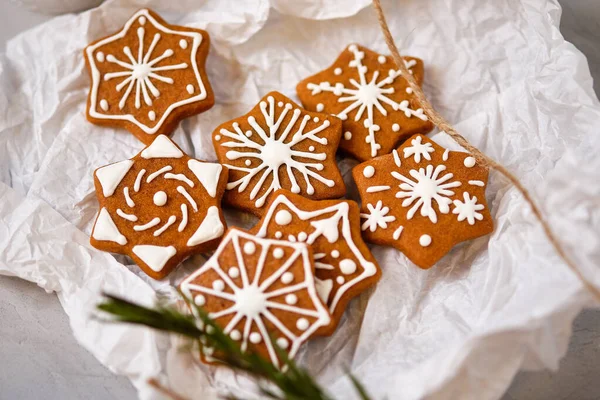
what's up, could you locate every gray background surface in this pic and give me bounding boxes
[0,1,598,399]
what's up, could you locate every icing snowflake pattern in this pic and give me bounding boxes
[214,92,345,211]
[180,229,330,367]
[403,135,434,162]
[360,200,395,232]
[452,192,485,225]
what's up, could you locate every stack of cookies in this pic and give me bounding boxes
[85,9,494,367]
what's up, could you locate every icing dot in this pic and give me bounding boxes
[313,117,320,123]
[245,160,251,166]
[153,191,167,206]
[206,325,215,334]
[96,51,105,62]
[228,267,240,278]
[277,101,283,107]
[281,272,294,284]
[363,166,375,178]
[378,55,387,64]
[298,232,308,242]
[273,248,284,259]
[249,332,262,344]
[296,318,309,331]
[309,146,315,152]
[213,280,225,291]
[194,295,206,306]
[276,337,289,349]
[339,259,357,275]
[186,84,194,94]
[336,276,345,285]
[464,156,476,168]
[100,99,109,111]
[344,131,352,140]
[334,67,342,75]
[275,231,282,239]
[139,16,146,25]
[419,234,432,247]
[406,87,414,94]
[215,134,221,141]
[230,330,241,341]
[245,130,252,137]
[243,241,256,255]
[148,111,156,121]
[392,123,400,132]
[316,103,324,112]
[331,250,340,258]
[285,294,298,305]
[179,39,188,49]
[275,210,292,226]
[348,44,358,52]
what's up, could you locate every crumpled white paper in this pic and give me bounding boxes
[1,0,600,399]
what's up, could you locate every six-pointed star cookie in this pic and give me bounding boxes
[297,44,433,162]
[84,8,214,144]
[250,190,381,333]
[353,134,494,268]
[212,91,346,216]
[90,135,228,279]
[180,228,331,368]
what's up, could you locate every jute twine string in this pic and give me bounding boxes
[372,0,600,301]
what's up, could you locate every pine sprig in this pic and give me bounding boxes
[97,293,370,400]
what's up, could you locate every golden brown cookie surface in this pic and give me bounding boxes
[212,91,346,216]
[84,9,214,144]
[250,190,381,334]
[179,228,331,367]
[297,44,433,161]
[90,135,228,279]
[353,134,494,268]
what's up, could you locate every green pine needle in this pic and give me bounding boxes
[97,292,371,400]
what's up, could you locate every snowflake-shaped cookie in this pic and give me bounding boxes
[180,229,331,367]
[353,134,494,268]
[84,9,214,144]
[297,44,433,161]
[212,91,346,215]
[90,135,228,279]
[250,190,381,333]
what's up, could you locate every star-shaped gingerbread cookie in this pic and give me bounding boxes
[180,228,331,367]
[353,134,494,268]
[90,135,228,279]
[84,9,214,144]
[212,91,346,216]
[250,190,381,334]
[297,44,433,162]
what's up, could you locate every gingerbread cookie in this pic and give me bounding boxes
[212,91,346,216]
[180,228,331,367]
[90,135,228,279]
[297,44,433,161]
[84,9,214,144]
[251,190,380,333]
[353,134,493,268]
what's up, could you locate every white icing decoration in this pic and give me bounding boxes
[194,294,205,306]
[245,160,252,166]
[100,99,109,111]
[179,39,188,49]
[154,215,176,236]
[275,210,292,225]
[392,225,404,240]
[452,193,485,225]
[229,267,240,278]
[339,259,357,275]
[285,294,298,305]
[366,185,390,193]
[117,208,137,222]
[363,165,375,178]
[132,245,177,272]
[469,180,485,187]
[334,67,342,75]
[134,217,161,231]
[464,156,476,168]
[392,149,401,167]
[123,187,135,207]
[187,160,222,197]
[153,191,167,206]
[419,234,432,247]
[146,165,172,183]
[139,16,146,25]
[256,195,378,315]
[177,186,197,212]
[392,123,400,132]
[180,230,331,367]
[243,241,256,255]
[377,55,386,64]
[148,111,156,121]
[361,200,395,231]
[306,45,426,157]
[316,103,324,112]
[309,146,315,152]
[164,173,194,187]
[86,9,209,134]
[392,164,461,223]
[273,248,285,259]
[219,95,334,208]
[141,135,184,159]
[298,232,308,242]
[275,231,282,239]
[92,208,127,245]
[336,276,345,285]
[403,136,434,162]
[442,149,450,161]
[186,206,224,246]
[134,169,146,192]
[186,84,194,94]
[96,160,134,197]
[178,204,188,232]
[344,131,352,140]
[406,87,413,94]
[281,272,294,284]
[96,51,105,62]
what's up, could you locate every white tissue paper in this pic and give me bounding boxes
[1,0,599,398]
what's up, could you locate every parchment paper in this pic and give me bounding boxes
[1,0,600,399]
